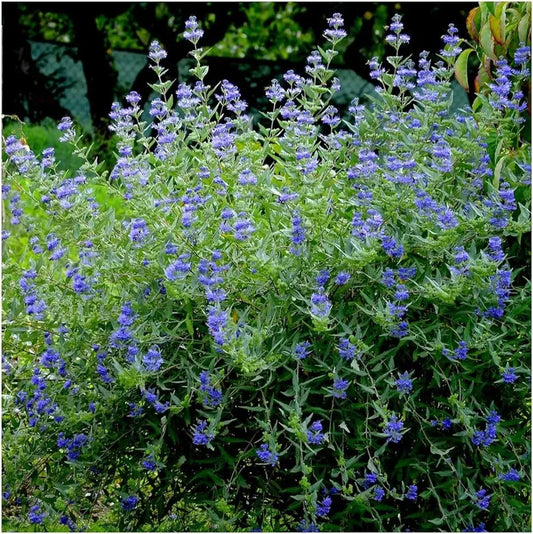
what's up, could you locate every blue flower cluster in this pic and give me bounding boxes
[199,371,223,407]
[256,443,279,467]
[472,411,501,447]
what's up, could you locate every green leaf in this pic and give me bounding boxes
[518,13,531,44]
[480,21,497,60]
[455,49,475,91]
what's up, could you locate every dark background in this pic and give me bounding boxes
[2,2,476,137]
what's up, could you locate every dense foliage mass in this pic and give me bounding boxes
[2,11,531,532]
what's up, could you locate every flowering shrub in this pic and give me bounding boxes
[2,11,531,532]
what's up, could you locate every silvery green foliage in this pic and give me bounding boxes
[2,13,530,532]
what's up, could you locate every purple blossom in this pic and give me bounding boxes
[315,270,330,287]
[97,364,114,384]
[294,341,311,360]
[381,235,404,258]
[143,345,163,372]
[332,378,349,399]
[165,254,192,281]
[28,504,45,524]
[148,41,167,61]
[256,443,278,466]
[338,338,356,361]
[363,473,378,489]
[129,218,149,244]
[384,413,404,443]
[487,236,505,261]
[142,455,157,471]
[192,419,215,445]
[199,371,223,407]
[395,372,413,394]
[405,484,418,500]
[307,420,325,445]
[310,290,332,317]
[266,79,285,103]
[502,367,518,383]
[373,486,385,501]
[324,12,347,41]
[184,16,204,44]
[290,210,306,255]
[121,495,139,511]
[381,268,395,288]
[394,283,409,301]
[207,305,230,346]
[441,24,462,57]
[335,271,351,285]
[473,488,490,510]
[316,495,332,517]
[443,340,468,361]
[499,468,520,482]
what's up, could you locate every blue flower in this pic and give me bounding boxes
[143,345,163,372]
[142,455,157,471]
[332,378,349,399]
[454,246,469,264]
[395,372,413,394]
[472,411,500,447]
[363,472,378,489]
[464,523,487,532]
[148,41,167,61]
[443,340,468,361]
[294,341,311,360]
[192,419,215,445]
[393,283,409,301]
[441,417,452,430]
[206,305,230,346]
[373,486,385,501]
[165,254,192,281]
[502,367,518,383]
[315,270,330,287]
[128,403,144,417]
[265,79,285,103]
[129,218,149,244]
[335,271,351,285]
[487,236,505,261]
[405,484,418,500]
[154,401,169,414]
[59,515,77,531]
[40,348,59,368]
[381,268,395,288]
[473,488,490,510]
[310,290,332,317]
[28,503,45,524]
[307,420,325,445]
[381,235,404,258]
[486,410,501,425]
[290,211,306,255]
[297,520,319,532]
[256,443,278,467]
[316,495,332,517]
[324,12,347,41]
[199,371,223,407]
[338,338,356,361]
[390,320,409,338]
[97,364,114,384]
[184,16,204,45]
[121,495,139,511]
[384,413,404,443]
[499,468,520,482]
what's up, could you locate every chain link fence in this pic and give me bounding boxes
[29,40,469,133]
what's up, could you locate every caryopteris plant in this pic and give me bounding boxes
[2,11,530,532]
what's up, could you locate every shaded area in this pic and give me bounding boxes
[2,2,476,135]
